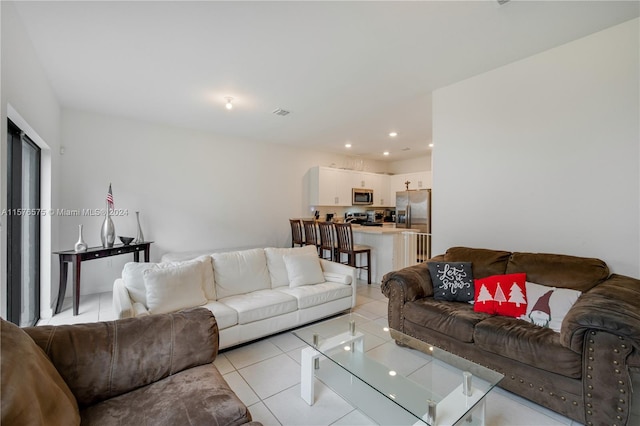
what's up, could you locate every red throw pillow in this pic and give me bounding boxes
[473,273,527,318]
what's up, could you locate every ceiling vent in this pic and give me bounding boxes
[272,108,290,116]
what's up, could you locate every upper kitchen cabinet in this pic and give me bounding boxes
[350,171,377,189]
[350,172,390,205]
[309,166,352,206]
[390,171,432,193]
[377,176,392,207]
[350,172,367,189]
[309,166,430,207]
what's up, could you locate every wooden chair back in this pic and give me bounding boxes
[289,219,304,247]
[302,220,319,247]
[318,222,336,261]
[334,222,355,253]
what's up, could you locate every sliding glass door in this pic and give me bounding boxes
[7,119,41,326]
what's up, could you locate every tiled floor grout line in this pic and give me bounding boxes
[223,350,284,371]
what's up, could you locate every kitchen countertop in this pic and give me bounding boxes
[350,224,420,234]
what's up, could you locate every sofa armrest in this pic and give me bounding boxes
[320,259,357,308]
[133,302,150,316]
[23,307,218,408]
[320,258,356,279]
[112,278,134,319]
[381,258,441,333]
[381,255,443,302]
[561,274,640,354]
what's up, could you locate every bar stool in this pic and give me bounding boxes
[334,222,372,284]
[302,219,321,255]
[317,221,337,261]
[289,219,304,247]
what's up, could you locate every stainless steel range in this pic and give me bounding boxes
[344,212,368,224]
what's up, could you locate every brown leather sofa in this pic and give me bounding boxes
[1,308,260,426]
[381,246,640,426]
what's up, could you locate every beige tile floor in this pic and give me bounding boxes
[41,282,595,425]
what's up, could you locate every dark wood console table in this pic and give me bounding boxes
[54,242,152,316]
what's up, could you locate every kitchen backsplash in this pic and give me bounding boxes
[309,206,370,222]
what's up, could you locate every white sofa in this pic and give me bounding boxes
[112,245,356,349]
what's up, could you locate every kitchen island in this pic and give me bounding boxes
[350,225,421,284]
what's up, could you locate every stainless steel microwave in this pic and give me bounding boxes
[352,188,374,205]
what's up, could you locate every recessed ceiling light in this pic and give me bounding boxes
[389,132,398,137]
[429,143,434,148]
[224,97,234,110]
[383,151,390,156]
[345,143,352,148]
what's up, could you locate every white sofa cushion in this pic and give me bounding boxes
[144,261,208,315]
[202,301,239,330]
[277,282,353,309]
[219,290,298,324]
[265,245,319,288]
[283,253,325,288]
[213,248,272,299]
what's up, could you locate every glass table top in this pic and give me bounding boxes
[293,313,503,425]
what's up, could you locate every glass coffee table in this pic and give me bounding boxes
[293,313,503,426]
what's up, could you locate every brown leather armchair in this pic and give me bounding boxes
[2,308,260,426]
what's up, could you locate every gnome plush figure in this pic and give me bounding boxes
[528,290,553,327]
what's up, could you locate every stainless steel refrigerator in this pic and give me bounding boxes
[396,189,431,233]
[396,189,432,262]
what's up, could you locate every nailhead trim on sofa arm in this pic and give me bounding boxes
[583,330,634,426]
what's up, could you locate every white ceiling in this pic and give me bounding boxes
[12,1,639,161]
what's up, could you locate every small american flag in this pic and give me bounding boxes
[106,184,114,210]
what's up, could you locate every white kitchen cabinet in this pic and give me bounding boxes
[390,171,432,193]
[309,167,430,207]
[366,173,390,207]
[377,176,392,207]
[350,172,370,189]
[411,171,431,189]
[349,171,392,207]
[309,166,352,206]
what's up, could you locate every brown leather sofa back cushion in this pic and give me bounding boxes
[24,307,218,408]
[444,247,511,279]
[1,319,80,425]
[506,252,609,292]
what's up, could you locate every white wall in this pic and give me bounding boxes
[432,18,639,277]
[59,109,386,294]
[1,1,62,319]
[389,154,432,174]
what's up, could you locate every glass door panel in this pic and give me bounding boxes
[7,119,40,326]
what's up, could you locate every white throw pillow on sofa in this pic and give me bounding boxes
[193,255,216,300]
[122,262,158,306]
[212,248,272,298]
[265,246,319,287]
[519,281,581,333]
[283,253,326,288]
[144,261,208,315]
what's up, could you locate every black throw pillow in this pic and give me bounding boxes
[428,262,475,302]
